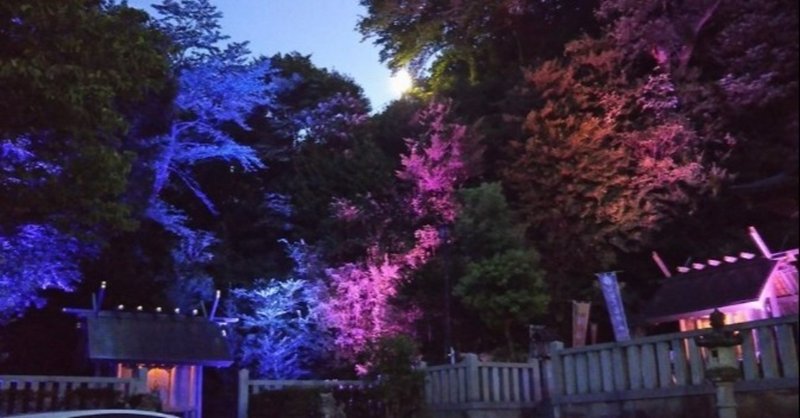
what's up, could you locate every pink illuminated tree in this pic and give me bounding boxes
[323,251,410,363]
[397,101,469,223]
[322,101,470,364]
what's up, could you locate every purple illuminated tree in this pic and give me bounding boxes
[323,252,408,364]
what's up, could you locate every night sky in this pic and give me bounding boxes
[126,0,396,111]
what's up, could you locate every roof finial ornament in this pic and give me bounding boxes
[748,226,772,258]
[651,251,672,277]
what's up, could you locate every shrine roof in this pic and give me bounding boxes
[66,310,233,367]
[643,257,779,323]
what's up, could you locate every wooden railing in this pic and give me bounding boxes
[549,314,799,405]
[419,315,798,413]
[0,374,145,416]
[424,353,548,409]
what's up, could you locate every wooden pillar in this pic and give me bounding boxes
[464,353,480,402]
[132,366,149,395]
[195,366,203,418]
[237,369,250,418]
[716,381,738,418]
[543,341,564,418]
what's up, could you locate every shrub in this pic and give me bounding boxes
[249,388,321,418]
[365,335,427,418]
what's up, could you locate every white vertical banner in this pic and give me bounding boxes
[596,271,631,342]
[572,300,591,347]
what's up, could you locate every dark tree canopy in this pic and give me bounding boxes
[1,0,173,322]
[358,0,597,73]
[1,1,172,235]
[0,0,171,138]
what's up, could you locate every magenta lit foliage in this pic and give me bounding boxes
[403,224,441,269]
[397,101,468,223]
[292,93,369,145]
[330,197,363,222]
[323,251,409,361]
[322,102,468,369]
[322,226,440,368]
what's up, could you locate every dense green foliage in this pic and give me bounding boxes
[453,183,549,355]
[0,0,171,137]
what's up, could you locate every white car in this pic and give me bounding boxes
[7,410,179,418]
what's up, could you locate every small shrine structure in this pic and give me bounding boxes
[643,227,798,330]
[64,288,235,418]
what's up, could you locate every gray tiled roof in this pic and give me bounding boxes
[643,258,779,323]
[78,311,233,367]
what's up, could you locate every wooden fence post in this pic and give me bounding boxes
[132,367,149,395]
[464,353,480,403]
[418,361,433,405]
[544,341,564,418]
[237,369,250,418]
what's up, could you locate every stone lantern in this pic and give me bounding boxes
[694,309,743,418]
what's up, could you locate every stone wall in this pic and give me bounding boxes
[556,389,797,418]
[426,389,798,418]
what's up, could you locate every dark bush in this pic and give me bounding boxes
[64,387,125,410]
[248,385,384,418]
[0,387,124,415]
[249,388,321,418]
[333,385,383,418]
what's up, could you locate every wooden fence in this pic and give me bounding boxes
[549,314,798,406]
[0,374,146,416]
[420,314,798,415]
[10,316,792,417]
[424,353,549,410]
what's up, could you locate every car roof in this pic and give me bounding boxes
[7,410,179,418]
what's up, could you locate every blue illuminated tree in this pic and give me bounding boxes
[1,1,171,320]
[0,224,84,323]
[229,241,330,378]
[231,278,329,378]
[1,139,73,322]
[142,0,291,308]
